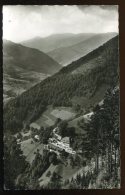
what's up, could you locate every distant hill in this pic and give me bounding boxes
[3,40,61,103]
[48,33,117,65]
[3,39,61,74]
[4,36,119,133]
[21,33,98,53]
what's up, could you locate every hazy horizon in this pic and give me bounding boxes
[3,5,118,43]
[3,32,118,44]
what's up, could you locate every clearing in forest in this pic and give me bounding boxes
[35,106,76,128]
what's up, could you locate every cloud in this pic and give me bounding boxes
[3,5,118,42]
[99,5,118,10]
[77,5,118,11]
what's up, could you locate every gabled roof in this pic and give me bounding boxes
[62,137,70,143]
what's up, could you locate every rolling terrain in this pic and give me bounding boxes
[48,33,117,66]
[3,40,61,103]
[21,33,117,66]
[4,36,119,133]
[21,33,96,53]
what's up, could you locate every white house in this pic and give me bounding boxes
[98,100,104,106]
[61,137,70,146]
[53,127,59,133]
[34,135,39,140]
[83,112,94,121]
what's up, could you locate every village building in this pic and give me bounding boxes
[52,127,61,140]
[113,85,119,93]
[98,99,104,106]
[34,135,40,141]
[17,139,21,144]
[65,148,76,155]
[61,137,70,146]
[49,142,64,152]
[53,133,62,141]
[48,137,57,144]
[48,135,75,154]
[44,144,49,150]
[53,127,59,133]
[83,112,94,121]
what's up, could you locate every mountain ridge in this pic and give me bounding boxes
[4,36,119,133]
[48,32,117,66]
[20,33,99,53]
[3,39,61,74]
[3,39,61,103]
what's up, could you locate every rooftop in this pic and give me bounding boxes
[62,137,70,143]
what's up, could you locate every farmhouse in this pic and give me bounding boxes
[48,135,75,155]
[62,137,70,144]
[53,127,59,133]
[49,142,64,152]
[48,137,57,144]
[53,133,62,141]
[34,135,40,141]
[98,99,104,106]
[61,137,70,147]
[30,122,41,131]
[52,127,62,140]
[17,139,21,144]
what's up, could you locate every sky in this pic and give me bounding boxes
[3,5,118,43]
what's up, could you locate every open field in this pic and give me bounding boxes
[55,163,80,181]
[35,106,76,128]
[38,162,80,187]
[39,164,58,186]
[51,108,76,120]
[3,71,49,103]
[20,138,44,164]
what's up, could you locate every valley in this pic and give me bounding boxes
[3,39,61,103]
[3,71,49,104]
[21,32,117,66]
[3,5,120,190]
[4,35,120,190]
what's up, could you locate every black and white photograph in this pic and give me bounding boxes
[3,5,120,190]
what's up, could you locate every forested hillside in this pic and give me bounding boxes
[4,36,119,134]
[65,87,120,189]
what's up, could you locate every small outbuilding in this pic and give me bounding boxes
[34,135,40,140]
[83,112,94,121]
